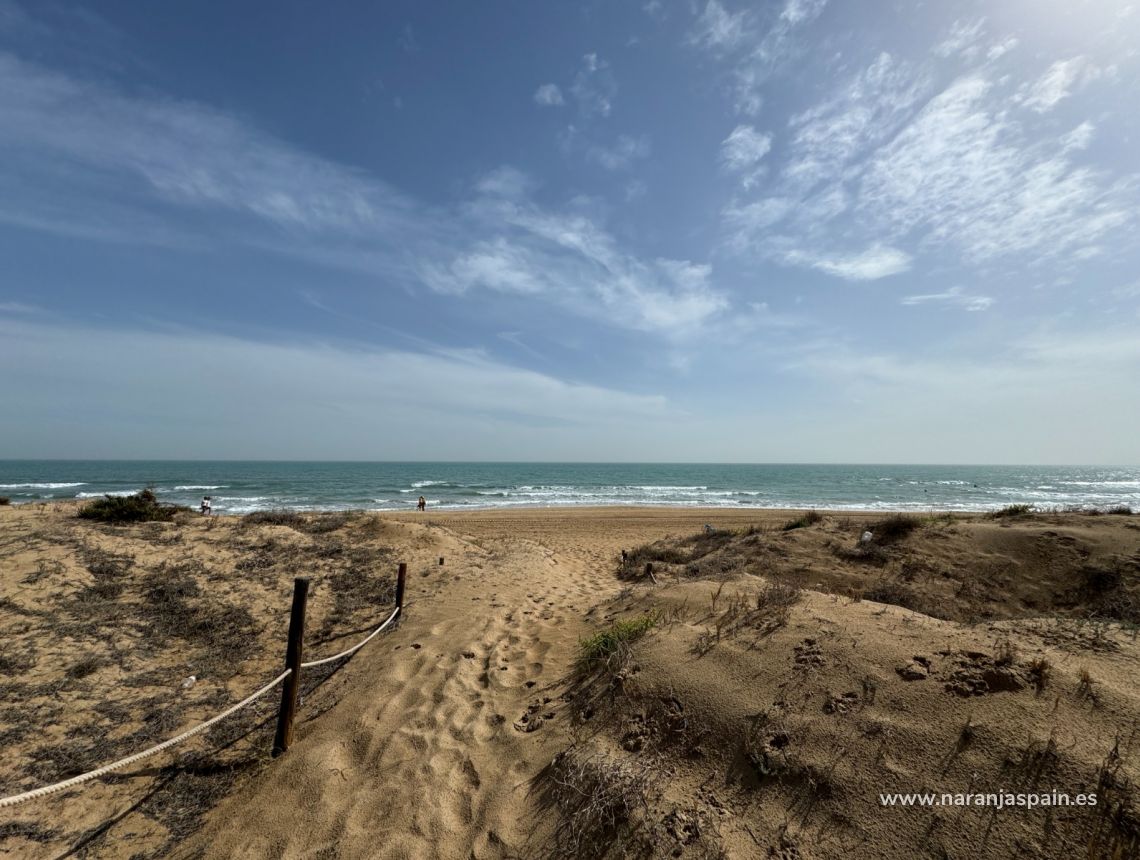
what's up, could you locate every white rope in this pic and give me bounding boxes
[0,669,291,808]
[300,605,400,668]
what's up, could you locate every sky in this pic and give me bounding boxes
[0,0,1138,463]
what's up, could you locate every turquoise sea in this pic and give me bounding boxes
[0,461,1137,514]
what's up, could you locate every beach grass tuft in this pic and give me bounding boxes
[578,615,657,667]
[782,510,823,531]
[989,503,1034,518]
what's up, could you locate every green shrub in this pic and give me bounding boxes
[78,489,186,524]
[578,615,657,667]
[0,496,10,505]
[989,503,1033,518]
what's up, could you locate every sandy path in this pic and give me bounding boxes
[182,515,637,858]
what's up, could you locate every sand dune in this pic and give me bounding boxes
[2,505,1138,858]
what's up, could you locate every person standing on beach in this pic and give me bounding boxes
[200,496,212,516]
[417,495,426,511]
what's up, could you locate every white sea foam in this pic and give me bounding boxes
[75,490,135,498]
[0,482,87,489]
[172,485,227,491]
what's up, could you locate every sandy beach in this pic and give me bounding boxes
[2,502,1139,858]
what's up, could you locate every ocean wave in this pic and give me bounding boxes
[0,482,87,489]
[172,485,227,491]
[75,490,135,498]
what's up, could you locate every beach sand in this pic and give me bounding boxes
[1,503,1138,858]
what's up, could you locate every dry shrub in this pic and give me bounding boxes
[140,565,258,674]
[298,511,360,534]
[782,510,823,531]
[241,509,305,529]
[1080,562,1140,624]
[549,749,654,857]
[868,514,920,544]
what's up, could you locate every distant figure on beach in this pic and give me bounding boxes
[200,496,212,516]
[417,495,426,511]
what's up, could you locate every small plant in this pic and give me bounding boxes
[995,639,1018,667]
[1078,667,1098,704]
[78,489,187,524]
[782,510,823,531]
[578,615,657,669]
[1028,657,1051,694]
[1105,505,1133,515]
[989,503,1033,518]
[956,716,976,751]
[0,496,10,505]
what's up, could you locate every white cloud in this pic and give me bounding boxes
[789,244,911,280]
[1020,57,1092,113]
[0,301,41,314]
[934,19,986,59]
[475,166,535,199]
[719,124,771,187]
[858,75,1130,262]
[783,53,926,192]
[570,52,615,117]
[424,193,728,336]
[0,52,406,238]
[722,197,792,250]
[1061,121,1095,152]
[689,0,751,53]
[587,134,650,171]
[533,83,564,106]
[779,0,827,26]
[0,318,671,459]
[901,286,994,311]
[0,53,732,342]
[986,37,1018,61]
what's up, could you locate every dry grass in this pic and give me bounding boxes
[548,749,654,858]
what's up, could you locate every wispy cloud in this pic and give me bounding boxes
[723,46,1134,276]
[933,19,986,60]
[1061,121,1095,152]
[901,286,994,311]
[689,0,751,54]
[533,83,564,106]
[0,52,729,341]
[587,134,650,171]
[858,75,1130,263]
[0,318,671,458]
[423,188,729,336]
[570,52,615,118]
[788,244,911,281]
[719,124,771,188]
[1019,57,1094,113]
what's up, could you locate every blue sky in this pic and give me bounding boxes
[1,0,1137,462]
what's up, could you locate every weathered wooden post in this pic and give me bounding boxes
[395,562,407,612]
[439,556,445,566]
[272,577,309,758]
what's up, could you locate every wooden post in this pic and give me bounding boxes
[395,562,407,612]
[272,577,309,758]
[439,556,445,566]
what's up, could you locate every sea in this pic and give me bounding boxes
[0,461,1137,515]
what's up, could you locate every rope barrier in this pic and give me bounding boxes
[300,605,400,669]
[0,669,292,809]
